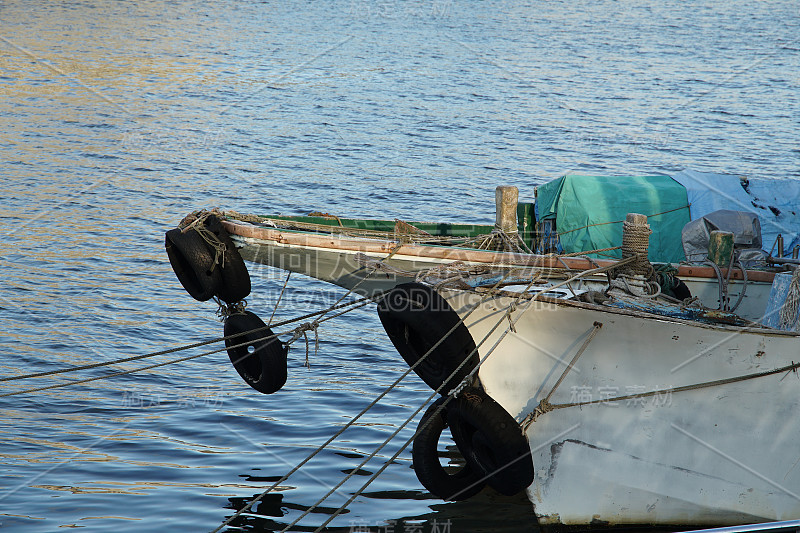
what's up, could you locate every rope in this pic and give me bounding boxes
[525,360,800,418]
[1,297,379,399]
[268,272,292,325]
[521,322,603,430]
[779,266,800,330]
[554,204,691,237]
[608,274,661,299]
[0,297,374,385]
[0,332,268,399]
[471,227,529,254]
[285,321,319,368]
[181,210,227,273]
[215,298,247,319]
[619,217,652,276]
[211,268,521,533]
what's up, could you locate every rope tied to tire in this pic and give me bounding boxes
[179,210,227,272]
[166,209,251,304]
[285,320,320,368]
[215,298,247,319]
[195,224,227,273]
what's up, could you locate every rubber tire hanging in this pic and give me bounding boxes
[203,214,251,304]
[165,227,223,301]
[224,311,288,394]
[446,387,534,496]
[412,396,486,501]
[377,282,478,394]
[165,215,251,303]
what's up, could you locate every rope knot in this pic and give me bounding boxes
[215,298,247,320]
[506,302,518,332]
[520,399,554,432]
[179,209,228,272]
[447,378,471,398]
[533,398,554,419]
[287,321,321,368]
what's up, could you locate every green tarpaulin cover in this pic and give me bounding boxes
[536,174,691,262]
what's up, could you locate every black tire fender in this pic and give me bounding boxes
[411,396,486,501]
[224,311,287,395]
[203,214,251,304]
[446,387,534,496]
[165,227,222,301]
[377,283,478,394]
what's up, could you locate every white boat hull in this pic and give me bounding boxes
[440,289,800,526]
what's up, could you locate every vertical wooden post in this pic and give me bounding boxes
[495,186,519,234]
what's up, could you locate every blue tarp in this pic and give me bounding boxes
[537,170,800,261]
[672,170,800,254]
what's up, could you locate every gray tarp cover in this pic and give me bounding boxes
[681,210,762,263]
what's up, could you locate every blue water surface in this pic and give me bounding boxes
[0,1,798,531]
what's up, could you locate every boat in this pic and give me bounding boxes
[371,206,800,527]
[164,169,800,528]
[212,170,800,322]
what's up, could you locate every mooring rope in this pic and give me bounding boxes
[0,296,379,399]
[2,238,408,389]
[0,296,374,386]
[520,322,603,430]
[525,360,800,422]
[268,271,292,326]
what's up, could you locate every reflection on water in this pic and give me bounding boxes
[1,0,797,531]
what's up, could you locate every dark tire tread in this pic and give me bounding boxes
[412,397,486,501]
[446,387,534,496]
[224,311,287,395]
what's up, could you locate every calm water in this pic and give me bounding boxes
[0,1,798,531]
